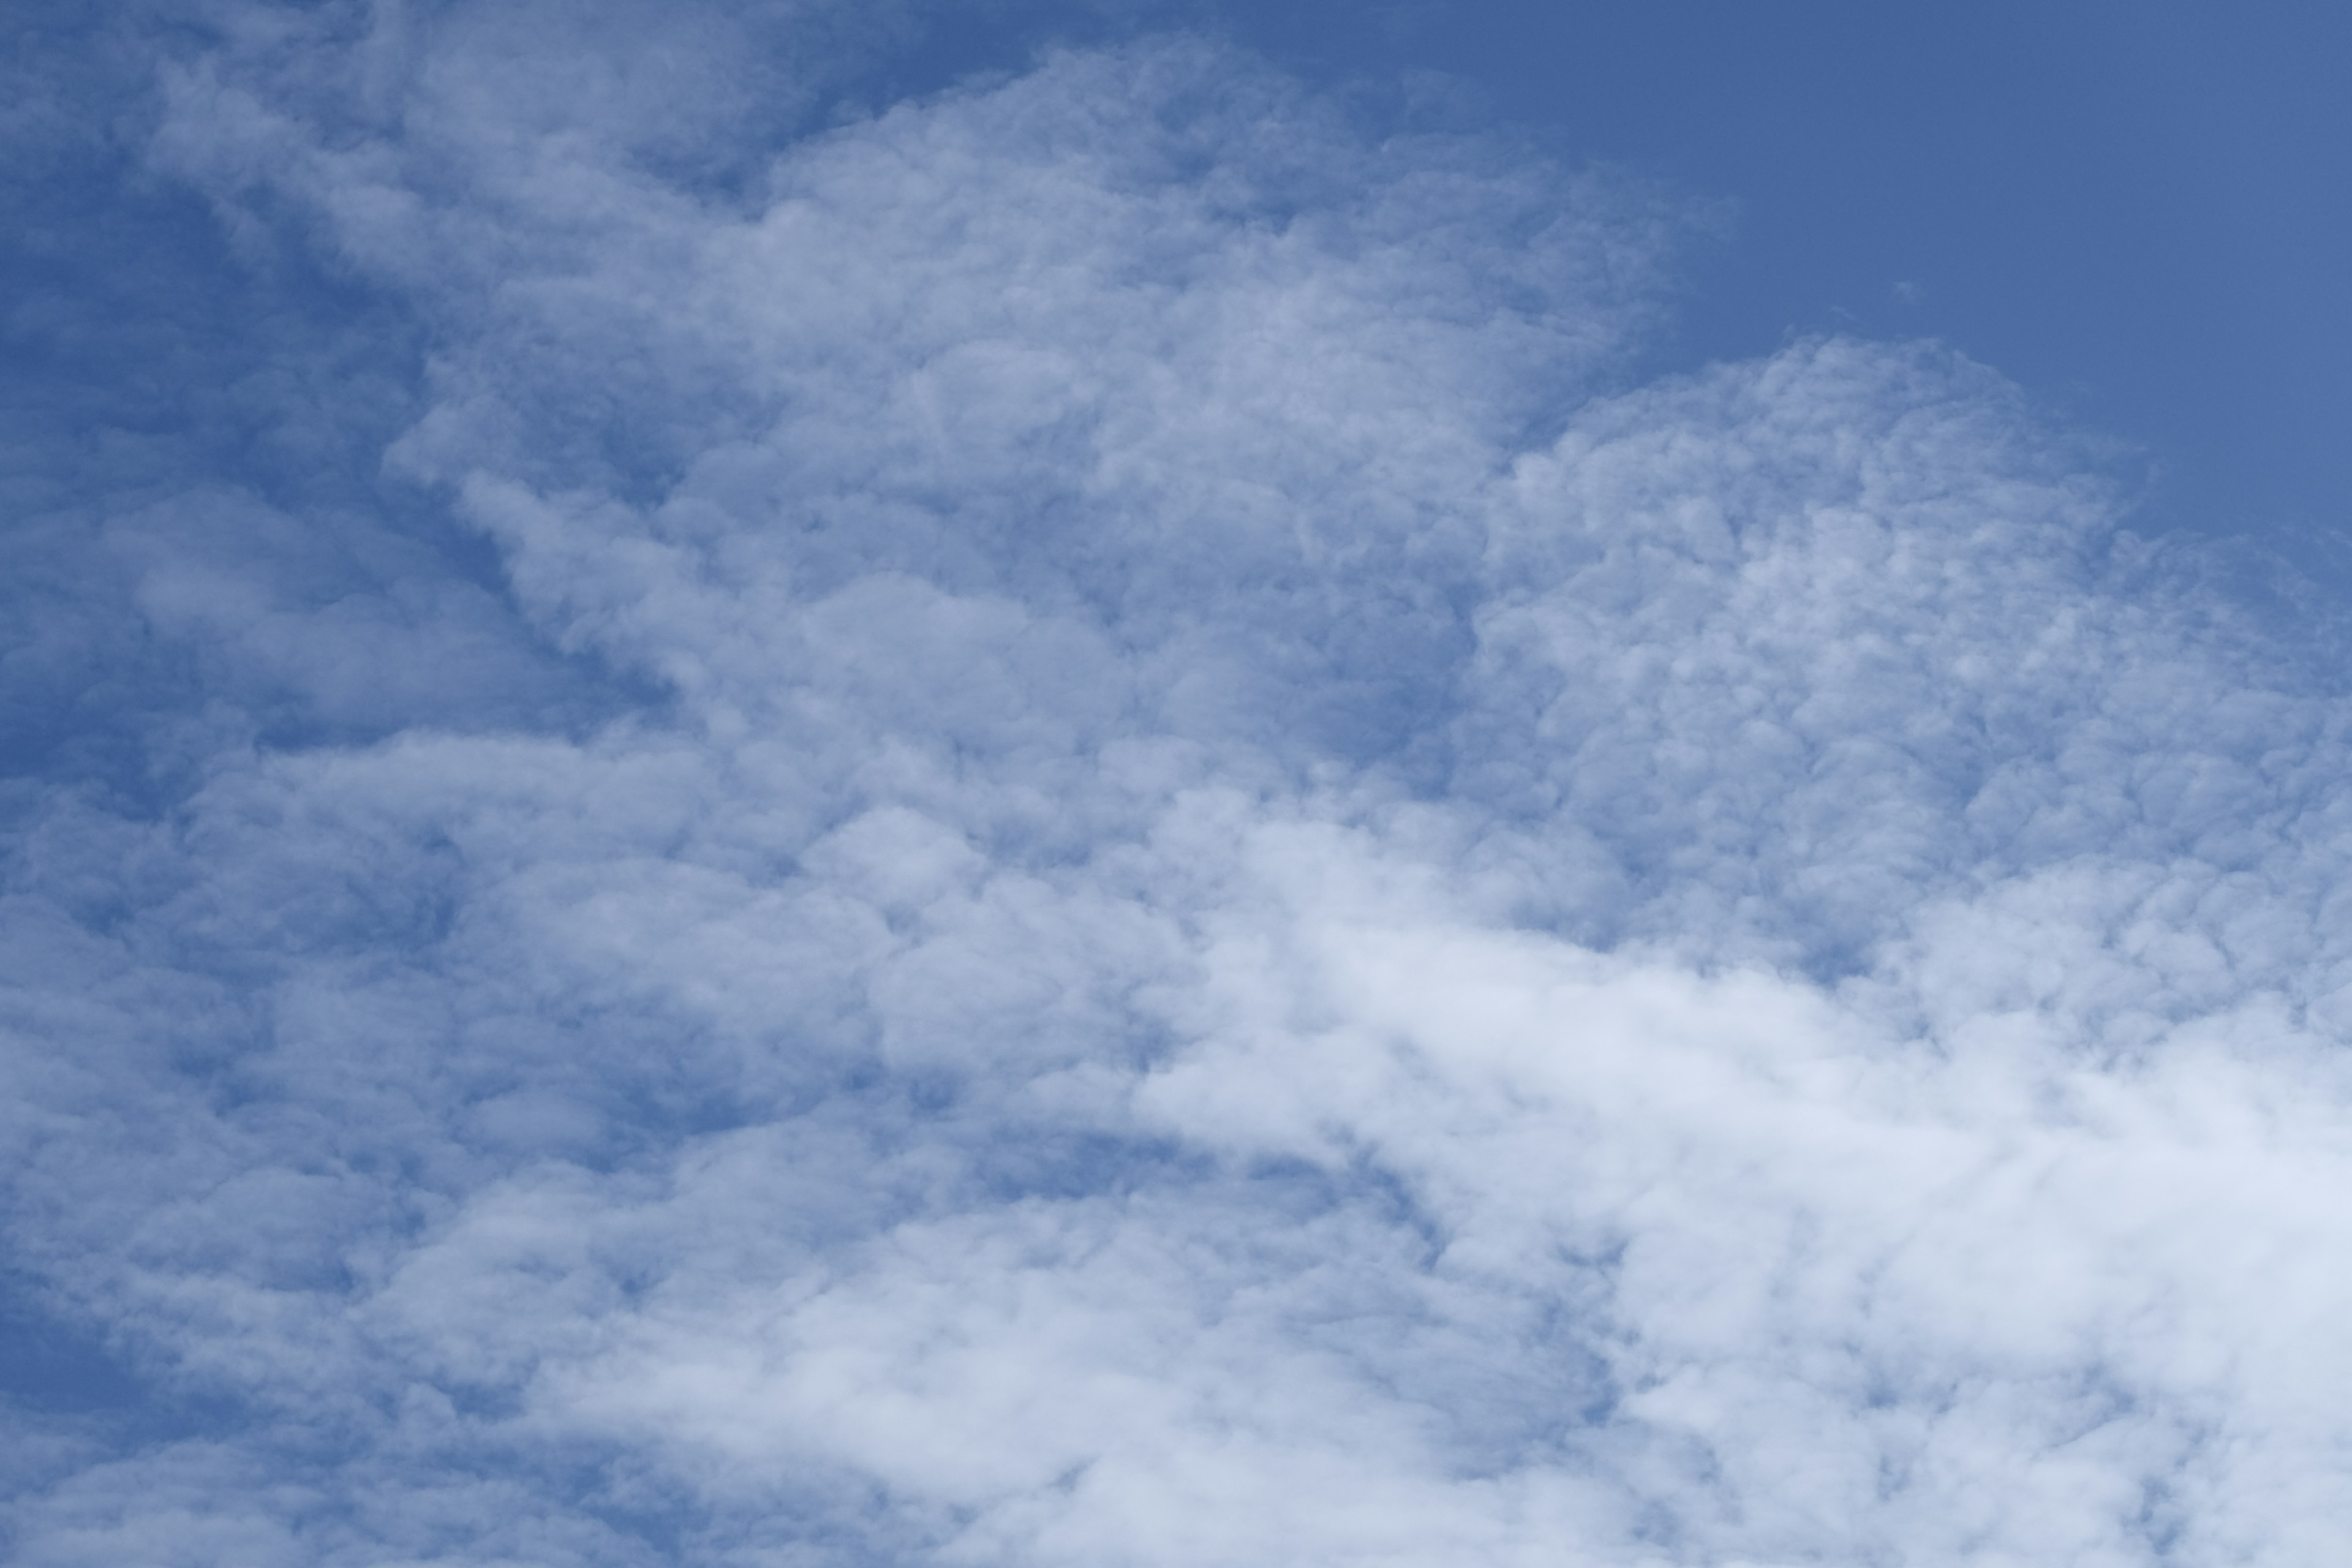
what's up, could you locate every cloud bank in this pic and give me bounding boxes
[7,6,2352,1564]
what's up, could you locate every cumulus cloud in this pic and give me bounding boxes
[6,4,2352,1564]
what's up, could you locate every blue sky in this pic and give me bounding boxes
[886,1,2352,571]
[7,4,2352,1565]
[1237,1,2352,573]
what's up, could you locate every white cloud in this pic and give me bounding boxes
[6,6,2352,1564]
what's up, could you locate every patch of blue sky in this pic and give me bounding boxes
[1216,0,2352,579]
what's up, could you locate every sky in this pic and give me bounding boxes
[6,2,2352,1565]
[917,0,2352,575]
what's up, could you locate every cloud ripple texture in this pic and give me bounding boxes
[5,12,2349,1566]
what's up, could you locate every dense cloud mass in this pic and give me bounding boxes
[9,4,2352,1564]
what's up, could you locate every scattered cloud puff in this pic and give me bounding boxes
[7,5,2352,1564]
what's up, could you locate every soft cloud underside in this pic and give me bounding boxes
[6,7,2352,1566]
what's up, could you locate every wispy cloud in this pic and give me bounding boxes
[5,6,2350,1564]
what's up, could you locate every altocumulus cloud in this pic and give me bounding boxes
[6,4,2352,1564]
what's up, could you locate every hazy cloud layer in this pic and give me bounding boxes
[7,6,2352,1564]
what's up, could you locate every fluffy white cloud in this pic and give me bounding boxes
[6,6,2351,1565]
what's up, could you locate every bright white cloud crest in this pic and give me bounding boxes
[7,8,2352,1565]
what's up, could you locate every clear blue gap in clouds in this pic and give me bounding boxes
[1112,0,2352,582]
